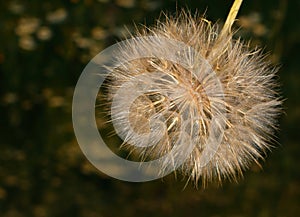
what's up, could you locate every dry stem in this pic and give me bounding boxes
[219,0,243,38]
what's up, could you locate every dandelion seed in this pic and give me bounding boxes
[102,0,282,186]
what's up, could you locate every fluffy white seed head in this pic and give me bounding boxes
[103,11,282,186]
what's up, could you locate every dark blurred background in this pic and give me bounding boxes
[0,0,299,216]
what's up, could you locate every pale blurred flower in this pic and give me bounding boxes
[19,35,36,51]
[46,8,68,24]
[74,37,94,49]
[15,17,40,36]
[33,206,47,217]
[49,96,65,108]
[51,177,62,187]
[42,88,53,99]
[97,0,110,3]
[91,27,107,40]
[8,1,25,14]
[5,176,18,186]
[238,12,268,36]
[3,92,18,104]
[0,187,6,199]
[239,12,261,27]
[22,100,33,110]
[141,0,162,11]
[115,0,135,8]
[36,26,52,41]
[253,23,268,36]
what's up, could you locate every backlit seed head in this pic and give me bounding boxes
[103,11,282,186]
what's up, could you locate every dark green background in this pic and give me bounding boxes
[0,0,299,216]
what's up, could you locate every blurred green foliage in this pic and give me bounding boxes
[0,0,299,217]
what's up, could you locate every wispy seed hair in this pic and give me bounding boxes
[105,10,282,187]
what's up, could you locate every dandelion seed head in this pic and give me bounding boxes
[104,10,282,186]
